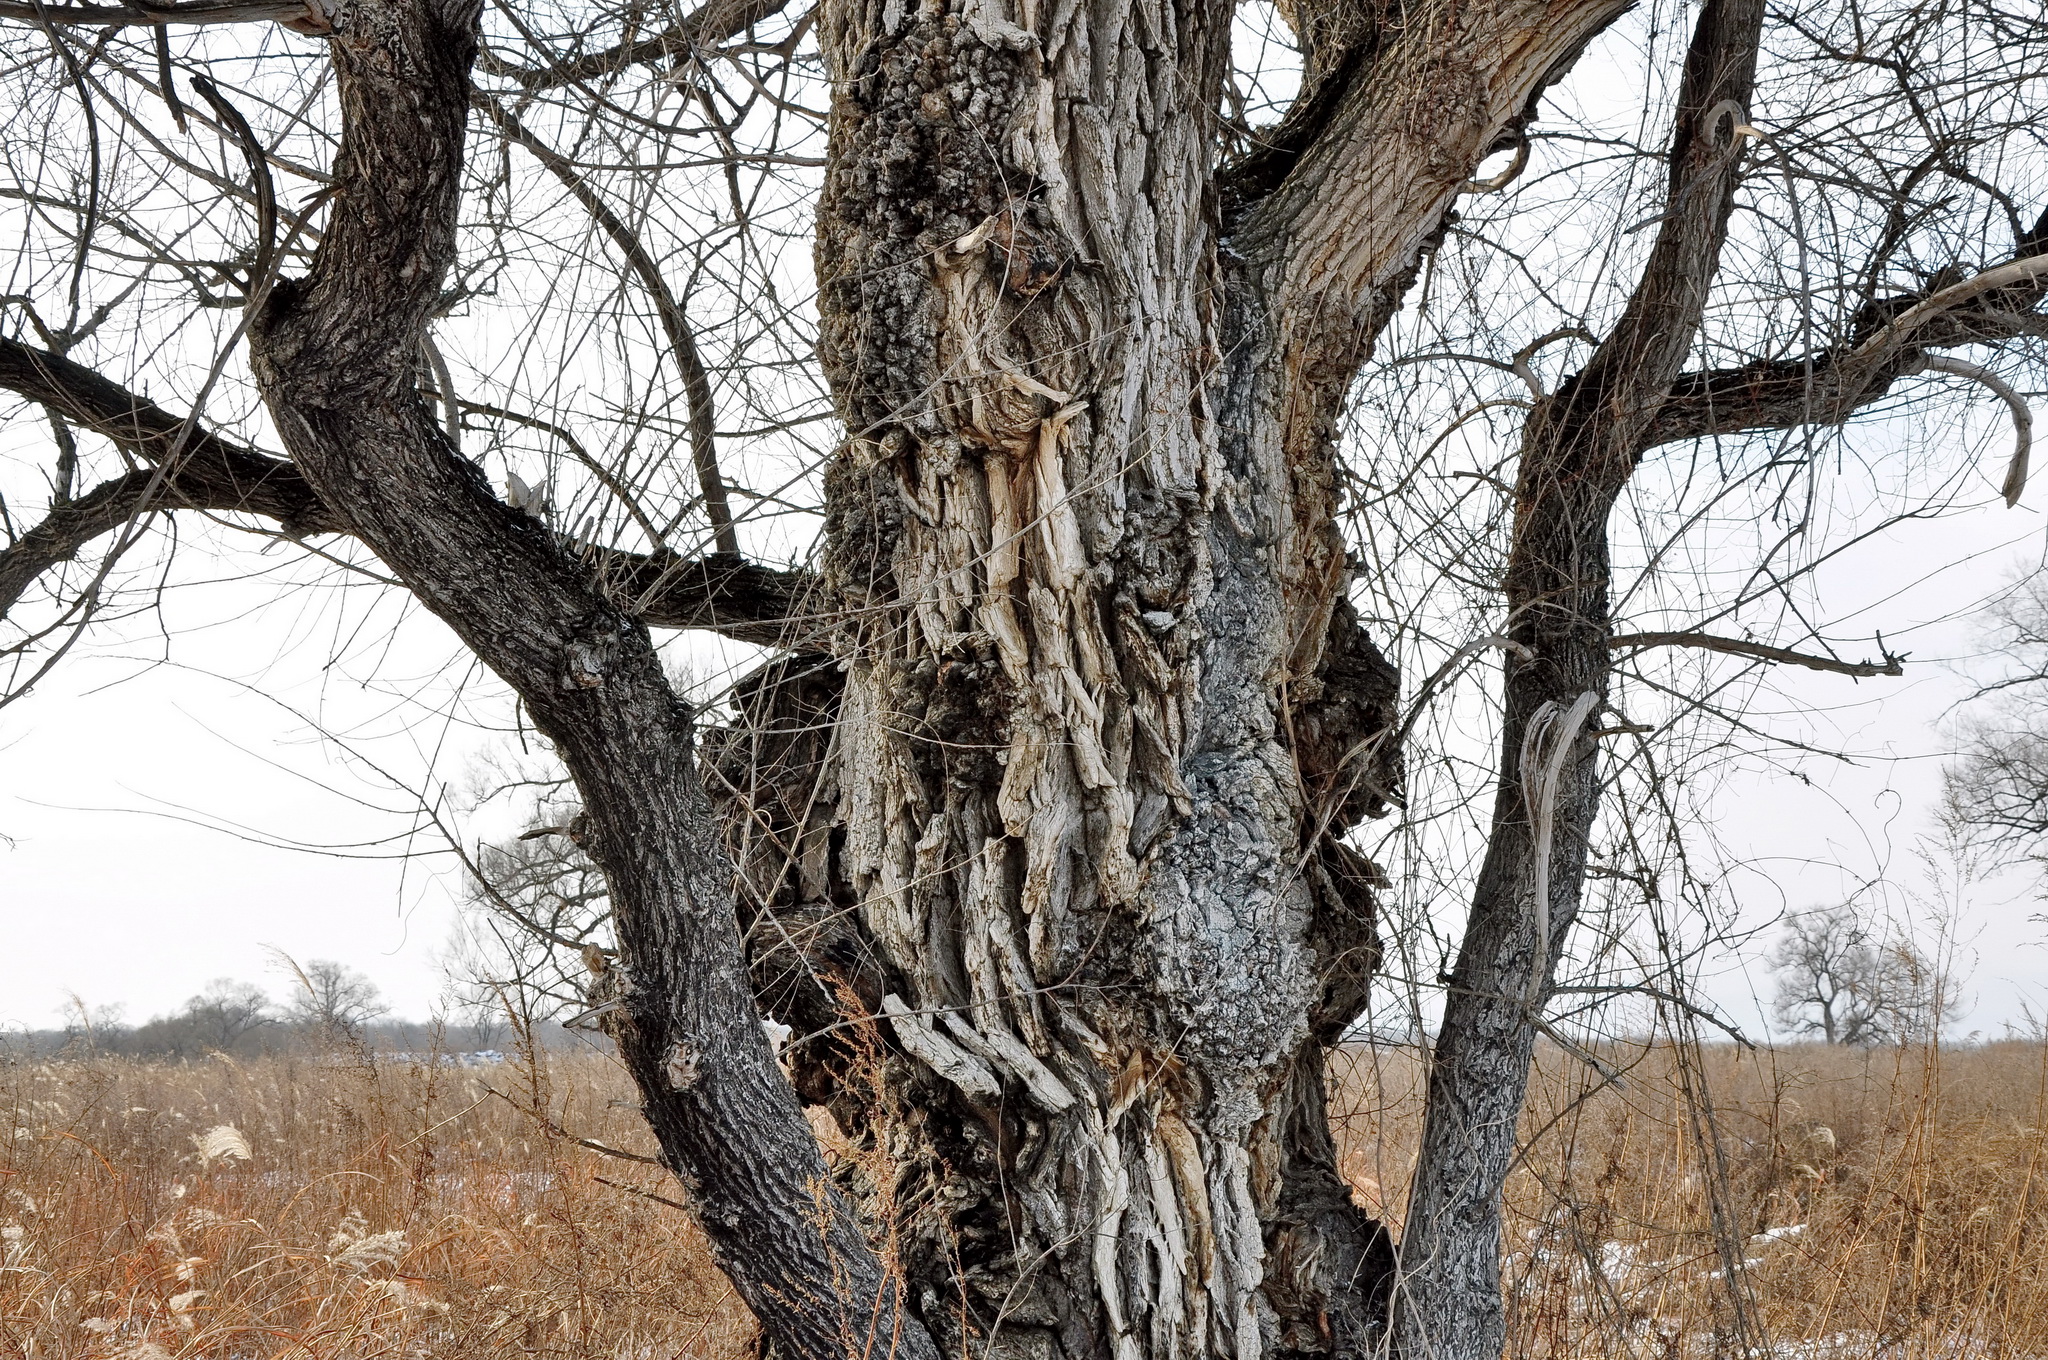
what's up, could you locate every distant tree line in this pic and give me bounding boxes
[2,957,600,1062]
[32,958,394,1058]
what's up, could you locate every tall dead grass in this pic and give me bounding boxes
[6,1037,2045,1358]
[0,1040,751,1359]
[1332,1039,2048,1358]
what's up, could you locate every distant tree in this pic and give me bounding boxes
[57,995,128,1051]
[1770,907,1957,1045]
[455,808,610,1022]
[277,957,388,1039]
[127,979,276,1056]
[184,978,278,1050]
[1948,576,2048,862]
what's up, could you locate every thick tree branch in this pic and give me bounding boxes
[1397,2,1768,1354]
[1609,630,1904,677]
[0,337,810,639]
[0,0,318,25]
[1235,0,1632,315]
[0,337,336,534]
[0,469,159,616]
[242,1,933,1355]
[1646,254,2048,454]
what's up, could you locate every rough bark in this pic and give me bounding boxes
[788,2,1631,1359]
[1392,3,1766,1355]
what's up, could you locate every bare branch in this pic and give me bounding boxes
[477,0,797,91]
[0,337,336,533]
[0,0,321,26]
[1647,253,2048,452]
[0,468,159,616]
[1917,354,2033,505]
[0,338,811,639]
[480,97,739,554]
[593,1174,691,1213]
[1608,630,1904,677]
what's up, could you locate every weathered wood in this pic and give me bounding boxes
[803,1,1633,1358]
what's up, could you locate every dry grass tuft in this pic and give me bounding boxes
[8,1037,2048,1358]
[0,1044,751,1359]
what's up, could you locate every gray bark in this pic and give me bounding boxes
[773,2,1632,1358]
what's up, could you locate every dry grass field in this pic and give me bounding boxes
[4,1036,2045,1358]
[0,1039,753,1360]
[1332,1041,2048,1359]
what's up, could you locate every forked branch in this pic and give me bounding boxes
[1647,253,2048,454]
[0,338,811,640]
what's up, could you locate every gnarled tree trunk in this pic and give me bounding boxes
[716,3,1632,1359]
[9,0,2048,1354]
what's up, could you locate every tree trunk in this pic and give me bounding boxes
[1392,2,1764,1354]
[243,3,940,1356]
[722,3,1631,1360]
[803,8,1406,1343]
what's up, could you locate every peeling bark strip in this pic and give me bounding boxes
[238,1,937,1357]
[801,1,1628,1358]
